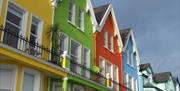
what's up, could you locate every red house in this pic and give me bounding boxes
[93,4,124,91]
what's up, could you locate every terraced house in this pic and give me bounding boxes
[53,0,111,91]
[0,0,69,91]
[120,28,141,91]
[93,4,125,91]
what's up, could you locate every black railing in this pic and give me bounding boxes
[0,26,131,91]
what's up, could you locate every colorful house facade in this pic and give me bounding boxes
[120,28,141,91]
[93,4,125,91]
[0,0,68,91]
[53,0,110,91]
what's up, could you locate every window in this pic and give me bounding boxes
[70,40,81,74]
[73,85,84,91]
[106,62,113,87]
[134,79,138,91]
[52,82,62,91]
[104,31,108,48]
[3,2,24,48]
[113,66,119,91]
[59,33,68,55]
[82,47,90,78]
[123,73,127,86]
[68,0,76,25]
[78,9,84,31]
[130,52,134,66]
[126,50,130,65]
[29,16,41,56]
[99,58,105,84]
[110,33,114,52]
[0,64,17,91]
[129,77,133,90]
[22,68,40,91]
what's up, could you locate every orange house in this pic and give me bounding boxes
[93,4,124,91]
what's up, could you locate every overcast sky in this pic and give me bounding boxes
[91,0,180,79]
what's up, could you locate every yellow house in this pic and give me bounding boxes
[0,0,68,91]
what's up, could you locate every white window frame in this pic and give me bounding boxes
[104,31,108,48]
[110,33,114,52]
[59,32,69,53]
[70,38,82,74]
[21,67,40,91]
[83,47,90,78]
[130,52,134,67]
[126,49,130,65]
[106,61,113,82]
[113,65,119,91]
[0,64,17,91]
[99,57,105,76]
[79,9,84,31]
[73,85,84,91]
[68,1,76,25]
[52,82,62,91]
[30,15,43,45]
[4,2,28,49]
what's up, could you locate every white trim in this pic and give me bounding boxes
[29,14,43,45]
[0,64,18,91]
[86,0,98,32]
[21,67,40,91]
[59,32,69,53]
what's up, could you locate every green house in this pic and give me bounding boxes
[49,0,110,91]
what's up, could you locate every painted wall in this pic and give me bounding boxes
[54,0,94,68]
[94,13,123,87]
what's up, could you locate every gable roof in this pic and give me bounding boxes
[120,28,131,46]
[93,4,110,24]
[139,63,154,73]
[153,72,172,83]
[93,4,123,52]
[120,28,141,66]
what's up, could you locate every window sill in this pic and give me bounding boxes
[67,20,77,28]
[77,27,84,32]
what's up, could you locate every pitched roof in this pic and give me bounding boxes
[139,63,151,71]
[143,83,163,91]
[120,28,131,46]
[153,72,172,83]
[93,4,110,24]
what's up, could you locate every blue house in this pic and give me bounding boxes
[120,28,142,91]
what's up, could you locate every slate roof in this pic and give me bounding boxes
[120,28,131,46]
[143,83,163,91]
[139,63,151,71]
[153,72,172,83]
[93,4,110,24]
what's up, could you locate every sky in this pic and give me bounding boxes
[91,0,180,79]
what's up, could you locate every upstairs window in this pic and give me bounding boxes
[104,31,108,48]
[110,33,114,52]
[3,3,24,48]
[130,52,134,67]
[82,47,90,78]
[126,49,130,65]
[68,0,76,25]
[59,33,68,55]
[78,9,84,31]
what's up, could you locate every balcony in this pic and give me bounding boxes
[0,26,131,91]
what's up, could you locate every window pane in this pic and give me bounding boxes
[23,73,34,91]
[31,24,37,35]
[6,11,21,26]
[0,69,12,90]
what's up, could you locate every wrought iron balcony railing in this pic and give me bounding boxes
[0,26,132,91]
